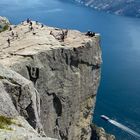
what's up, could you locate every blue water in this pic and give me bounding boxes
[0,0,140,139]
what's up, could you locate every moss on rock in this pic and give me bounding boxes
[0,16,10,33]
[0,115,13,130]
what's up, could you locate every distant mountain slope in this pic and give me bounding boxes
[74,0,140,18]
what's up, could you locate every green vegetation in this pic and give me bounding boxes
[0,24,9,33]
[0,115,13,130]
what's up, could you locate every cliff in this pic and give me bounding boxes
[0,17,113,140]
[91,125,115,140]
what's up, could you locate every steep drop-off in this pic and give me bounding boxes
[0,17,114,140]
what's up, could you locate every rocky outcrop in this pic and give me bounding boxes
[0,19,102,139]
[0,64,56,140]
[0,63,44,132]
[0,16,10,32]
[91,125,115,140]
[0,116,56,140]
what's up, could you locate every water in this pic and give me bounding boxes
[109,119,140,139]
[0,0,140,139]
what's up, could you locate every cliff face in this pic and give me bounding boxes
[91,125,115,140]
[0,63,56,140]
[0,19,102,140]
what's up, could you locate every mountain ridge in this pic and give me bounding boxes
[73,0,140,18]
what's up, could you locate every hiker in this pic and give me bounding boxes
[9,27,12,31]
[7,38,10,47]
[60,29,68,41]
[36,21,38,25]
[50,31,56,39]
[11,31,14,36]
[29,25,34,31]
[90,32,95,37]
[64,29,68,37]
[50,31,53,35]
[86,30,95,37]
[86,30,91,36]
[60,30,65,42]
[29,21,33,26]
[33,32,36,35]
[41,24,44,28]
[31,26,34,31]
[27,18,30,23]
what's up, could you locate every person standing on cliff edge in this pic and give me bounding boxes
[27,18,30,23]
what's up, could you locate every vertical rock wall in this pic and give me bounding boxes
[0,22,102,140]
[11,40,101,140]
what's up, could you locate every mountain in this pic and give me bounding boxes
[74,0,140,18]
[0,16,113,140]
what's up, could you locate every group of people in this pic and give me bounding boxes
[6,18,83,48]
[7,27,18,47]
[6,18,95,48]
[26,18,35,32]
[6,18,35,47]
[50,29,68,42]
[85,30,96,37]
[21,18,44,32]
[49,29,95,43]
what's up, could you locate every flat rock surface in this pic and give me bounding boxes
[0,20,102,140]
[0,21,98,67]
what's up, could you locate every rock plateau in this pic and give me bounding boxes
[0,17,114,140]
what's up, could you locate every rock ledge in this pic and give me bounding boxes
[0,18,103,140]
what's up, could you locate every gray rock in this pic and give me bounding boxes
[0,16,10,32]
[0,116,57,140]
[91,125,116,140]
[0,21,102,140]
[0,64,46,137]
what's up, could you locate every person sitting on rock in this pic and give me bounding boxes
[60,29,68,41]
[41,24,44,28]
[33,32,36,35]
[86,30,91,36]
[91,32,95,37]
[9,27,12,31]
[36,21,38,25]
[50,31,53,35]
[50,31,56,39]
[86,30,95,37]
[29,25,34,31]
